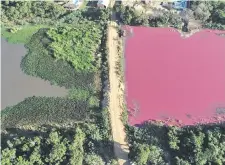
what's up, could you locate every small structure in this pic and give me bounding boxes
[162,0,189,10]
[73,0,83,7]
[55,0,70,5]
[173,0,188,10]
[97,0,110,8]
[64,0,83,10]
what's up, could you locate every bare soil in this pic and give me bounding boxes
[108,25,129,165]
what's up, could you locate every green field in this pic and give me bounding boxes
[1,25,48,44]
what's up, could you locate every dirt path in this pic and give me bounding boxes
[108,25,130,165]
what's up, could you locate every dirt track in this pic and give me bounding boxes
[108,25,129,165]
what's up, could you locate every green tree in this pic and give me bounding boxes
[46,131,67,164]
[69,127,85,165]
[211,2,225,24]
[135,143,150,165]
[168,127,180,150]
[192,2,212,22]
[148,145,164,164]
[84,153,105,165]
[175,157,190,165]
[15,156,30,165]
[1,148,17,165]
[29,146,43,165]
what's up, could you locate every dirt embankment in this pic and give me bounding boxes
[108,24,129,165]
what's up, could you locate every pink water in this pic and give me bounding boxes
[125,26,225,126]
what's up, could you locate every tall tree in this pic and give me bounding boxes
[69,127,86,165]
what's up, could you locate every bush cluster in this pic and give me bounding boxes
[46,22,102,71]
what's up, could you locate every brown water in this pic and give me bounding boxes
[1,38,68,110]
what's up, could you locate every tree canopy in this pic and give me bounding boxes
[127,123,225,165]
[1,126,117,165]
[1,1,66,26]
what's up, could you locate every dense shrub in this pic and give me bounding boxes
[47,23,102,71]
[96,26,112,141]
[203,22,225,30]
[59,10,85,24]
[81,7,111,25]
[1,97,90,129]
[21,28,96,90]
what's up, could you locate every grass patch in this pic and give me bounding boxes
[1,25,48,44]
[68,88,91,101]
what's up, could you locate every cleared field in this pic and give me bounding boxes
[124,26,225,126]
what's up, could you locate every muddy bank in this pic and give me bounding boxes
[1,38,68,110]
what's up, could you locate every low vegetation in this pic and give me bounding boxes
[1,97,91,129]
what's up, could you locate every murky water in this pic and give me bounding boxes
[1,38,68,110]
